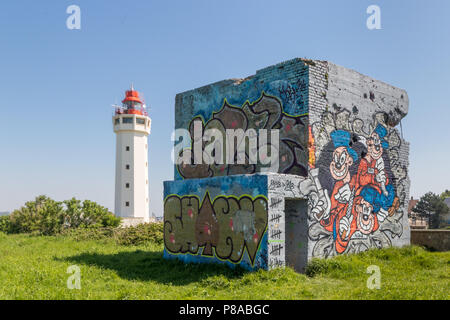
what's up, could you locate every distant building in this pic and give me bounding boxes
[444,198,450,207]
[149,212,157,223]
[0,212,10,216]
[149,213,163,223]
[442,198,450,226]
[408,197,429,229]
[408,197,419,215]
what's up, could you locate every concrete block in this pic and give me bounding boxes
[164,58,411,272]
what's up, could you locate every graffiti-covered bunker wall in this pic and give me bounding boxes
[164,58,411,272]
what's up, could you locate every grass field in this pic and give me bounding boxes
[0,232,448,299]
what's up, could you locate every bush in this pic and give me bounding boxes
[2,196,164,246]
[8,196,64,235]
[114,223,163,246]
[63,198,121,229]
[0,215,11,233]
[59,227,117,241]
[60,222,164,246]
[5,195,121,235]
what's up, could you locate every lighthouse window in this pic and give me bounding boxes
[136,118,145,125]
[125,202,130,207]
[126,183,130,188]
[123,117,133,124]
[126,164,130,170]
[126,146,130,151]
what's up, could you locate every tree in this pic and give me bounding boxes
[9,195,64,235]
[440,189,450,200]
[414,192,449,229]
[63,198,121,229]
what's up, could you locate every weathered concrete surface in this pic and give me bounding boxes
[411,230,450,251]
[327,62,408,127]
[309,60,411,257]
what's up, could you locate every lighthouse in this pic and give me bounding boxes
[113,86,151,225]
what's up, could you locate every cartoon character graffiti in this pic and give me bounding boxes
[308,113,405,257]
[354,186,382,235]
[316,130,358,253]
[357,124,399,220]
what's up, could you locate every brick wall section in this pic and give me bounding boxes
[307,60,329,126]
[174,58,310,132]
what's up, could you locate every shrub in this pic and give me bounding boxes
[5,195,120,235]
[59,222,164,246]
[115,223,163,246]
[9,196,64,235]
[0,215,11,233]
[59,227,117,242]
[3,196,164,245]
[63,198,121,229]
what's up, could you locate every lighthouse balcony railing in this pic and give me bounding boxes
[114,107,148,117]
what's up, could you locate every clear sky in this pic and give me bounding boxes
[0,0,449,216]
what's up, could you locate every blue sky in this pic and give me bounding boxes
[0,0,449,215]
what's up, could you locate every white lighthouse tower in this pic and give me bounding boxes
[113,86,151,225]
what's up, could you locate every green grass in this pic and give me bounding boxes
[0,232,448,299]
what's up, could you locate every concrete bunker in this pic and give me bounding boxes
[163,58,411,272]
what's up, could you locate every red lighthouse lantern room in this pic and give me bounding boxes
[116,85,147,116]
